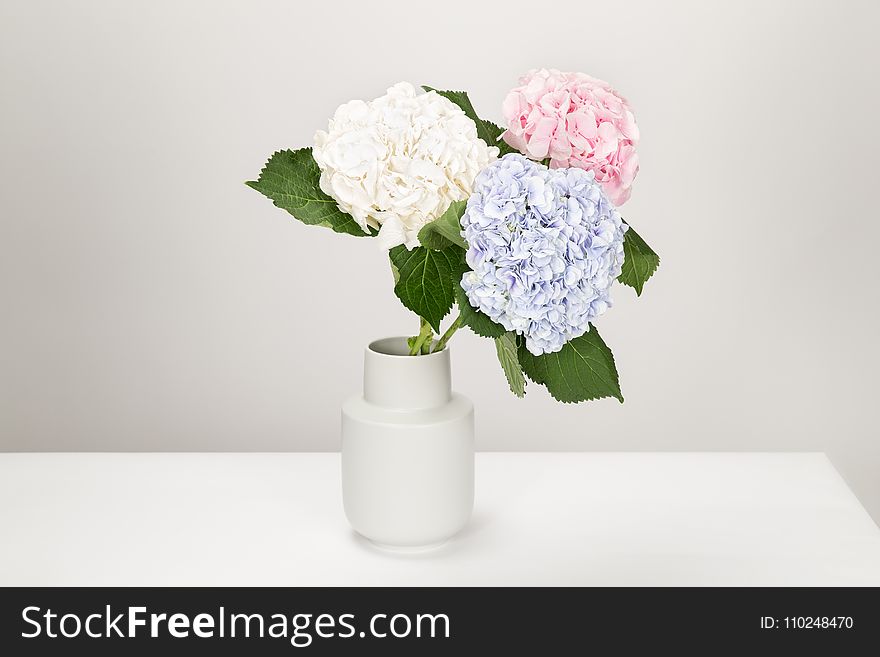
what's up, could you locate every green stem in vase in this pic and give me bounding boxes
[432,314,462,353]
[408,318,434,356]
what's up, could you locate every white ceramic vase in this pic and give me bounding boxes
[341,337,474,549]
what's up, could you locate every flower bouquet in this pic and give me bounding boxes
[248,70,658,404]
[248,70,659,547]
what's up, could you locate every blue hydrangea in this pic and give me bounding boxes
[460,154,628,356]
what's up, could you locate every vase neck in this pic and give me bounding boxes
[363,337,452,410]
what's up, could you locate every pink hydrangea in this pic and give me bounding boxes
[501,69,640,206]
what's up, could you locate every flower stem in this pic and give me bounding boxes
[408,318,434,356]
[432,314,462,353]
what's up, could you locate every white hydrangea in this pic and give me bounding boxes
[313,82,499,249]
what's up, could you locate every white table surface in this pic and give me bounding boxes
[1,452,879,586]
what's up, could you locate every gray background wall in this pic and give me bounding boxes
[2,1,878,522]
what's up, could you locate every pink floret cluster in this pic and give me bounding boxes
[501,68,640,206]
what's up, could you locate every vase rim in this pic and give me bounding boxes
[367,336,448,359]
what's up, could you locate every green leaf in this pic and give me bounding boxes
[494,332,526,398]
[389,245,460,332]
[618,224,660,296]
[246,148,372,238]
[518,325,623,403]
[418,201,467,250]
[485,120,517,157]
[475,119,516,157]
[422,86,516,156]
